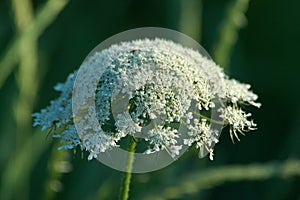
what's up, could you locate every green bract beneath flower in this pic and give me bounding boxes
[33,38,260,161]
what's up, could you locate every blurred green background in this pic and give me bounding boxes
[0,0,299,200]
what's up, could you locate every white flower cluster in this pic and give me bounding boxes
[33,38,260,161]
[144,125,181,158]
[183,118,219,160]
[219,106,257,143]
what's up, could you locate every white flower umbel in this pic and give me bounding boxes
[184,119,219,160]
[144,125,181,158]
[33,38,260,161]
[219,106,257,143]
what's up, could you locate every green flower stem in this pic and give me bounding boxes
[190,110,225,125]
[120,137,137,200]
[180,113,224,127]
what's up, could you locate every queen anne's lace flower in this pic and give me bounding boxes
[145,125,181,158]
[219,106,257,143]
[33,38,260,161]
[184,119,220,160]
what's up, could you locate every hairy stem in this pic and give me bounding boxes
[119,137,137,200]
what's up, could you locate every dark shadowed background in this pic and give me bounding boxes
[0,0,299,200]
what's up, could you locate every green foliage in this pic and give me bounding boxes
[0,0,299,200]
